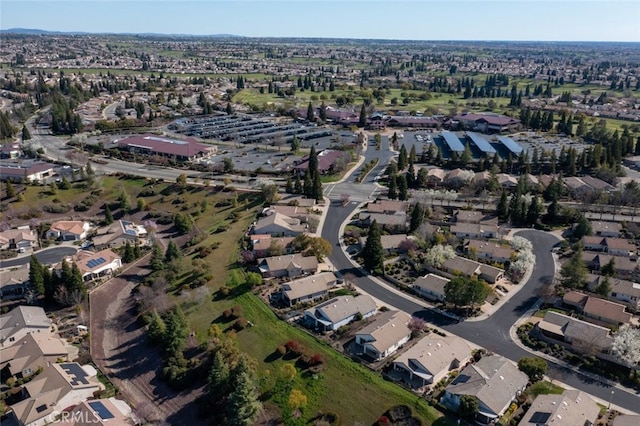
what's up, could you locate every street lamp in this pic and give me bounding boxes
[608,390,614,410]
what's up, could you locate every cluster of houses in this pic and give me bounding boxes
[0,306,135,426]
[0,219,148,301]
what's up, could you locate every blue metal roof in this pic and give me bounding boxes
[497,136,523,155]
[440,131,465,152]
[466,131,496,154]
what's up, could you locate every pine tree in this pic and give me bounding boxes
[388,174,397,199]
[226,357,262,426]
[306,102,315,122]
[123,241,135,263]
[397,174,408,201]
[363,220,384,274]
[147,309,167,344]
[285,177,293,193]
[312,173,323,202]
[303,172,312,198]
[497,190,509,221]
[21,125,31,141]
[104,204,114,225]
[207,351,230,403]
[398,145,408,170]
[29,255,45,296]
[410,203,425,232]
[290,135,300,152]
[150,243,165,271]
[293,175,302,194]
[5,180,15,198]
[165,240,181,263]
[358,103,367,128]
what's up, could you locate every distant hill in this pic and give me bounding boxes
[0,28,241,37]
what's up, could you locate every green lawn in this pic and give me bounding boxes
[528,380,565,398]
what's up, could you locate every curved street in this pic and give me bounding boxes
[0,246,77,268]
[322,201,639,412]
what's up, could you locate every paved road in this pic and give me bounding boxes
[0,246,77,268]
[322,202,640,412]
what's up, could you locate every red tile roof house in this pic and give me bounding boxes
[353,310,412,361]
[294,149,350,175]
[116,134,217,162]
[45,221,91,242]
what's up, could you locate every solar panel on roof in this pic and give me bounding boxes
[125,229,137,235]
[440,131,465,152]
[61,363,90,385]
[529,411,551,424]
[88,401,115,420]
[466,132,496,154]
[497,136,523,155]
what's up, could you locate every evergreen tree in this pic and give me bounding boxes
[306,102,315,122]
[397,174,408,201]
[388,174,397,199]
[409,144,417,164]
[67,262,86,298]
[104,204,114,225]
[5,180,15,198]
[303,172,313,198]
[363,220,384,274]
[410,203,425,232]
[43,267,56,304]
[290,135,300,152]
[293,174,302,194]
[308,145,318,178]
[123,241,135,263]
[147,309,166,344]
[358,103,367,127]
[312,172,323,202]
[29,255,45,296]
[398,145,408,170]
[497,190,509,221]
[165,240,181,263]
[560,246,587,289]
[21,125,31,141]
[285,177,293,193]
[460,143,472,165]
[207,351,230,403]
[526,196,541,225]
[150,243,165,271]
[226,357,262,426]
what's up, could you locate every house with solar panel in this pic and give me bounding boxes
[7,362,102,426]
[57,249,122,283]
[62,398,135,425]
[92,220,148,250]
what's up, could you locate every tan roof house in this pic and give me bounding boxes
[413,274,450,302]
[583,297,632,326]
[280,272,336,307]
[0,306,52,347]
[354,310,412,361]
[45,221,91,241]
[367,199,409,215]
[518,390,600,426]
[92,220,148,250]
[0,228,38,251]
[0,332,69,378]
[537,311,614,353]
[258,254,319,278]
[393,334,473,387]
[587,275,640,310]
[304,295,377,332]
[253,212,306,236]
[58,398,134,426]
[59,249,122,283]
[0,264,30,301]
[441,355,528,425]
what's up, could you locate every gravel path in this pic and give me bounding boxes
[90,254,206,425]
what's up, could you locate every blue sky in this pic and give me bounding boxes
[2,1,639,42]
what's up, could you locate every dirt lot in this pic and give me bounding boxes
[90,253,206,426]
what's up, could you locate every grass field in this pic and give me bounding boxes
[528,381,565,398]
[13,174,445,424]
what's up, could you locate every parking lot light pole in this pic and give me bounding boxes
[608,390,614,410]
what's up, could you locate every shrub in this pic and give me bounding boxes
[233,318,248,331]
[276,345,286,356]
[284,340,305,356]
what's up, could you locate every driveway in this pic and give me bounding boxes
[0,246,77,268]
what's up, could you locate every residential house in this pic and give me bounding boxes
[445,168,473,188]
[413,274,450,302]
[441,256,504,284]
[441,355,528,425]
[354,310,412,361]
[360,234,411,255]
[0,264,30,301]
[45,221,91,241]
[0,306,52,347]
[0,228,38,251]
[58,398,135,426]
[465,240,515,263]
[92,220,148,250]
[583,297,632,326]
[258,254,319,278]
[613,414,640,426]
[518,390,600,426]
[251,235,295,258]
[280,272,336,307]
[582,253,638,277]
[392,334,473,387]
[537,311,614,353]
[253,212,306,236]
[497,173,518,189]
[276,196,316,208]
[8,363,102,426]
[358,212,408,232]
[582,236,607,252]
[427,168,447,186]
[304,295,377,332]
[454,210,485,223]
[591,221,622,238]
[0,332,69,378]
[451,222,498,240]
[587,275,640,310]
[604,238,636,257]
[268,205,311,222]
[367,199,409,215]
[58,249,122,283]
[563,176,614,196]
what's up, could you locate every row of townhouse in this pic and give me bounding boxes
[0,306,134,426]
